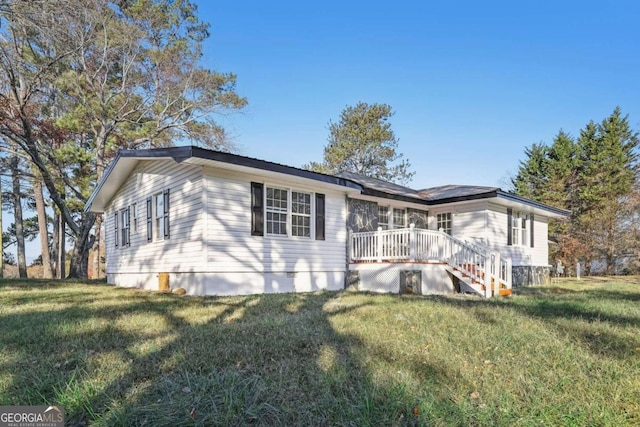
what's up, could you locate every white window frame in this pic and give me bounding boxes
[392,208,406,229]
[120,208,130,248]
[265,185,314,239]
[378,206,390,230]
[378,205,407,230]
[437,212,452,235]
[154,193,165,241]
[291,191,312,238]
[512,211,528,247]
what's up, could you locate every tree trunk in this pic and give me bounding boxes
[51,211,59,278]
[91,214,103,279]
[33,179,53,278]
[10,157,27,278]
[67,212,96,278]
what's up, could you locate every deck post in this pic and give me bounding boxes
[348,230,353,263]
[409,223,416,262]
[491,252,501,298]
[376,226,383,263]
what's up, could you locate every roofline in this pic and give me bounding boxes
[185,146,362,190]
[361,188,431,206]
[85,146,571,219]
[364,187,570,217]
[83,150,124,213]
[424,190,499,205]
[497,191,571,217]
[84,146,364,212]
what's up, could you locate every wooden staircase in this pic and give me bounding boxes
[446,265,512,298]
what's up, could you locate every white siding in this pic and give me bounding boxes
[428,201,487,239]
[203,167,347,275]
[104,160,204,276]
[486,204,549,267]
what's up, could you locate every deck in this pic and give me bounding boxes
[348,225,512,297]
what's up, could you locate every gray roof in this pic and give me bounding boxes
[85,147,569,218]
[334,171,427,204]
[418,185,499,201]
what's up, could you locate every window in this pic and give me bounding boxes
[155,193,165,240]
[131,203,137,233]
[393,208,406,228]
[437,212,452,235]
[121,208,130,247]
[378,206,389,230]
[291,191,311,237]
[259,186,320,239]
[266,187,288,235]
[146,198,153,242]
[148,190,170,242]
[378,206,407,230]
[511,212,528,246]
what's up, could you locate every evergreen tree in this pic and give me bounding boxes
[307,102,414,184]
[511,142,549,200]
[511,108,639,275]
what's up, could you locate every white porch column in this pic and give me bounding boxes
[376,226,383,263]
[409,223,416,262]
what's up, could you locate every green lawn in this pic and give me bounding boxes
[0,277,638,426]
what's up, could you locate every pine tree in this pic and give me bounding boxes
[511,108,639,275]
[511,142,549,201]
[307,102,414,184]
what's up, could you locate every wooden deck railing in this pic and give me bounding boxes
[349,224,512,297]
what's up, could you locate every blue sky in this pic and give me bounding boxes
[5,0,640,263]
[197,0,640,188]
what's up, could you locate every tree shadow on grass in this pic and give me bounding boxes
[0,287,472,426]
[426,289,640,361]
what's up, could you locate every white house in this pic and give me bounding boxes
[85,146,569,297]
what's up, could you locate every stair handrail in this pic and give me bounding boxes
[433,230,488,287]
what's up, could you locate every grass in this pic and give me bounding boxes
[0,277,638,426]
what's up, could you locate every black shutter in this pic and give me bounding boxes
[530,213,534,248]
[163,189,170,239]
[114,212,119,248]
[315,193,325,240]
[507,208,513,246]
[251,182,264,236]
[146,197,152,242]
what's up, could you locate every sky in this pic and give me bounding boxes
[4,0,640,263]
[197,0,640,187]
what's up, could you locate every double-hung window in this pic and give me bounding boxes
[266,187,288,235]
[378,206,407,230]
[511,211,528,246]
[121,208,130,247]
[393,208,406,229]
[291,191,311,237]
[155,193,165,240]
[437,212,452,235]
[378,206,389,230]
[147,190,170,242]
[262,186,316,239]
